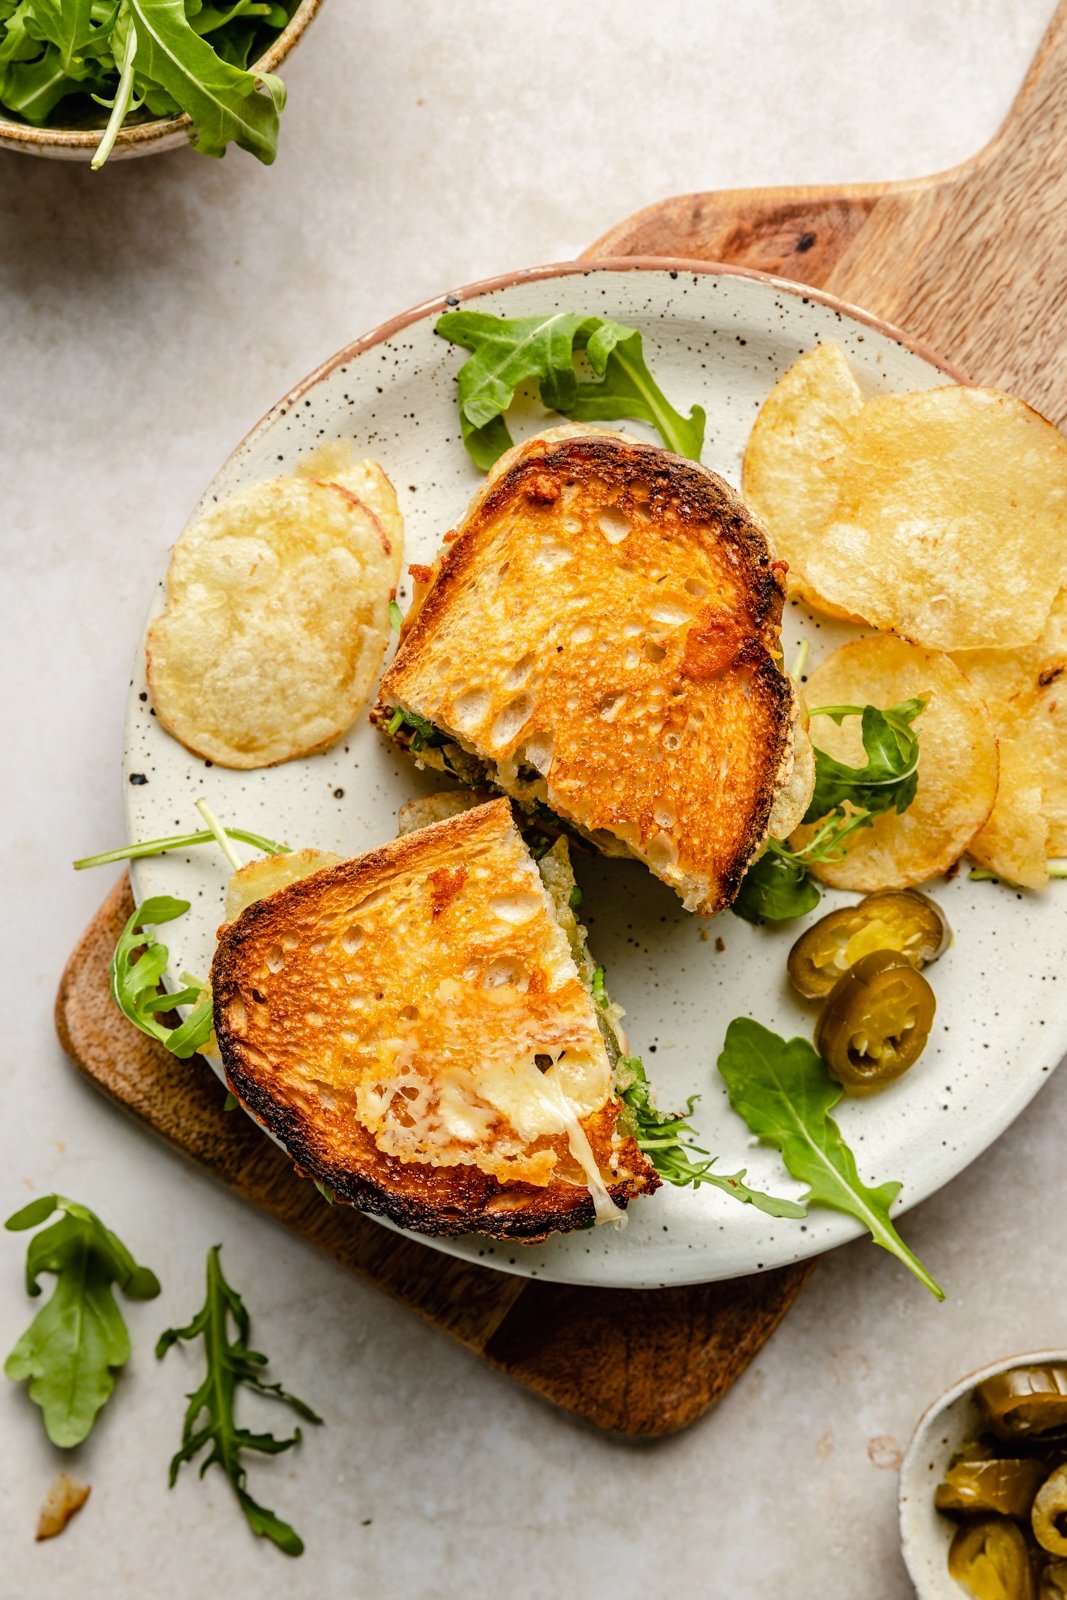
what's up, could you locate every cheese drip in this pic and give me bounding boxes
[540,1074,624,1229]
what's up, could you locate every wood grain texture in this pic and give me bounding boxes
[592,0,1067,424]
[56,874,812,1435]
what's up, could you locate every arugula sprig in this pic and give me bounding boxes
[0,0,295,167]
[94,814,289,1053]
[157,1245,321,1557]
[110,895,214,1059]
[590,969,802,1217]
[385,706,448,753]
[614,1054,805,1219]
[733,697,926,925]
[5,1195,161,1447]
[75,823,289,871]
[717,1019,943,1297]
[804,698,923,824]
[435,310,706,471]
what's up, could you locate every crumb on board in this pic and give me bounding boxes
[36,1474,90,1541]
[715,936,726,952]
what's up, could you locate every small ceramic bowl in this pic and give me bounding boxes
[899,1348,1067,1598]
[0,0,323,162]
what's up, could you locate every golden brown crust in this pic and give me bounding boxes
[376,431,806,915]
[212,801,657,1240]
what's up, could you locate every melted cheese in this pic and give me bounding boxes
[356,1046,620,1220]
[224,849,343,924]
[541,1075,624,1228]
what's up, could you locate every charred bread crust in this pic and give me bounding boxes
[376,433,805,914]
[221,1076,652,1240]
[211,801,658,1241]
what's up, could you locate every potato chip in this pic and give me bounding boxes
[147,448,403,769]
[741,341,863,618]
[224,848,343,924]
[954,587,1067,878]
[397,790,488,836]
[744,348,1067,650]
[803,387,1067,649]
[792,635,998,891]
[966,738,1049,890]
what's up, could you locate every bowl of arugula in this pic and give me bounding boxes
[0,0,323,168]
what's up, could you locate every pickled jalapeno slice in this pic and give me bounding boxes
[1039,1559,1067,1599]
[976,1368,1067,1442]
[1033,1466,1067,1557]
[814,949,936,1091]
[948,1517,1037,1600]
[786,889,951,1000]
[937,1459,1050,1520]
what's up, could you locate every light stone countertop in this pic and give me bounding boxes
[1,3,1062,1595]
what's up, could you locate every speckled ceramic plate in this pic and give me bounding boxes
[125,260,1067,1290]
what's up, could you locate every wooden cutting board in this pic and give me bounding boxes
[590,0,1067,428]
[55,1,1066,1436]
[57,875,812,1436]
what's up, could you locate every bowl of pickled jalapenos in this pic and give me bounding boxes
[900,1353,1067,1598]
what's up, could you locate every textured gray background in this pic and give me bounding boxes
[1,3,1060,1595]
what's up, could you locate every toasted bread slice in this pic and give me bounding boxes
[212,800,657,1239]
[375,429,811,915]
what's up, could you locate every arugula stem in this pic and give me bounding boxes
[788,1111,943,1300]
[74,827,289,870]
[971,858,1067,885]
[91,13,137,171]
[196,799,243,871]
[788,640,810,683]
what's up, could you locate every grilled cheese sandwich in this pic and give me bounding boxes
[375,428,813,915]
[211,800,658,1239]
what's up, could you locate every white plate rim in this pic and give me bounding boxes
[222,256,968,489]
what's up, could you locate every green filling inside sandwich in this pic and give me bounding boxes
[384,707,569,858]
[535,836,712,1189]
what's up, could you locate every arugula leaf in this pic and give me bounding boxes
[717,1019,944,1298]
[109,895,214,1059]
[22,0,96,73]
[384,706,448,753]
[127,0,285,161]
[557,324,706,462]
[804,698,924,825]
[731,850,821,925]
[157,1245,321,1557]
[435,310,705,470]
[5,1195,160,1447]
[732,697,926,925]
[614,1054,805,1218]
[0,43,81,121]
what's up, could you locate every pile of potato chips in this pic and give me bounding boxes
[744,343,1067,889]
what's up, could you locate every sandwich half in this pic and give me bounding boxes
[212,798,658,1239]
[374,428,813,917]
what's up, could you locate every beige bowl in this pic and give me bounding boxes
[899,1349,1067,1598]
[0,0,323,162]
